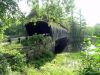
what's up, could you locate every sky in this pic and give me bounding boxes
[18,0,31,15]
[75,0,100,26]
[18,0,100,26]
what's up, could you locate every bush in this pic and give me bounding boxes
[0,53,9,75]
[95,37,100,47]
[79,47,100,75]
[21,34,54,68]
[0,46,25,71]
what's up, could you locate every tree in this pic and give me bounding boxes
[0,0,24,39]
[85,26,94,36]
[70,21,82,51]
[62,0,75,15]
[26,0,75,25]
[94,24,100,37]
[69,10,87,51]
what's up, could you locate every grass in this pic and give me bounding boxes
[1,43,82,75]
[6,52,81,75]
[21,52,81,75]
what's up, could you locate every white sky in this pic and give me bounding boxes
[75,0,100,26]
[18,0,31,15]
[18,0,100,26]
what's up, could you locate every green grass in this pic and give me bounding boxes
[21,52,81,75]
[7,52,81,75]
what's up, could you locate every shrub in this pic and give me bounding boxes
[21,34,54,68]
[79,47,100,75]
[0,46,25,71]
[95,37,100,47]
[0,53,8,75]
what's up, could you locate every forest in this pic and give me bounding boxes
[0,0,100,75]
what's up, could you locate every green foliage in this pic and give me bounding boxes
[27,0,75,26]
[0,45,25,71]
[0,0,19,17]
[85,26,94,36]
[21,52,80,75]
[94,37,100,46]
[0,43,82,75]
[70,21,83,51]
[4,24,26,36]
[0,0,25,40]
[0,53,9,75]
[94,24,100,37]
[84,38,92,46]
[0,35,54,72]
[79,48,100,75]
[21,34,54,68]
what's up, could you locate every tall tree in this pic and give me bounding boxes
[0,0,24,39]
[70,21,83,51]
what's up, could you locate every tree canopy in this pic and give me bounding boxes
[94,24,100,37]
[0,0,24,39]
[27,0,75,25]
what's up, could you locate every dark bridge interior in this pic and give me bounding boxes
[25,21,51,36]
[55,37,68,53]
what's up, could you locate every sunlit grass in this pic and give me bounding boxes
[10,52,81,75]
[23,52,81,75]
